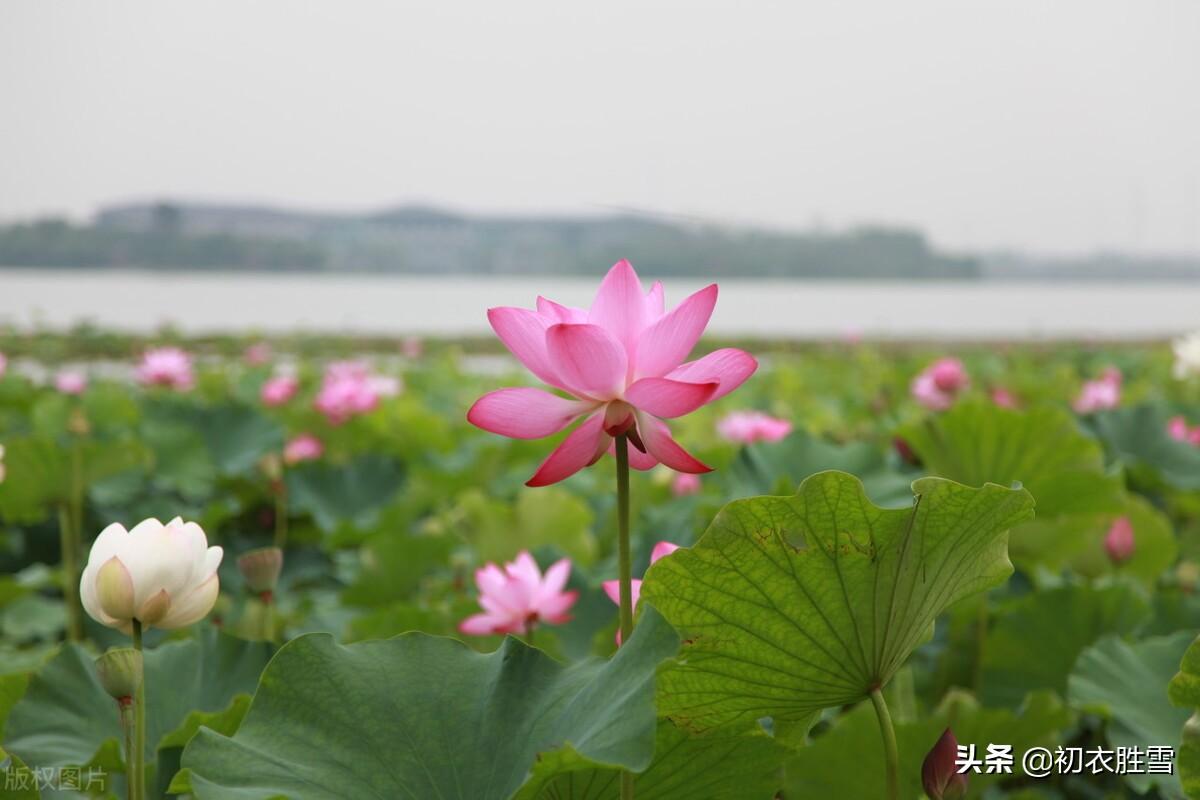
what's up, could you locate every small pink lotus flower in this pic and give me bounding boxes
[467,261,757,486]
[1169,416,1192,442]
[911,358,969,410]
[603,541,680,643]
[136,347,194,390]
[261,375,299,407]
[1074,367,1121,414]
[716,411,792,444]
[55,370,88,395]
[990,387,1018,409]
[244,342,272,366]
[459,551,578,636]
[672,472,701,496]
[1105,516,1135,564]
[283,434,323,465]
[922,728,968,800]
[314,361,381,425]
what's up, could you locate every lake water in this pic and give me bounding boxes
[1,269,1197,340]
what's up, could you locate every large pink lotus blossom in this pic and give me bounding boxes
[468,261,757,486]
[603,541,680,644]
[459,551,578,636]
[911,358,969,411]
[55,370,88,395]
[1074,367,1121,414]
[283,434,324,465]
[136,347,194,390]
[1105,516,1135,565]
[717,411,793,444]
[261,375,299,407]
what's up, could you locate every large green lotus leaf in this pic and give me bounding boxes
[980,582,1150,707]
[516,721,788,799]
[175,609,680,800]
[641,470,1034,731]
[903,402,1124,518]
[1010,494,1177,587]
[1094,405,1200,490]
[727,432,918,508]
[785,690,1069,799]
[1168,635,1200,799]
[1070,632,1193,798]
[285,453,405,532]
[190,404,285,477]
[0,436,148,523]
[3,629,271,796]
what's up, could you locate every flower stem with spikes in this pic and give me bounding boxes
[131,620,146,800]
[870,686,900,800]
[614,433,635,800]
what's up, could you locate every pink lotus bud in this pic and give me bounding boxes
[260,375,299,407]
[283,434,323,465]
[55,370,88,395]
[893,436,919,466]
[1169,416,1192,442]
[238,546,283,595]
[923,728,968,800]
[1105,516,1136,564]
[930,358,969,393]
[80,517,222,632]
[672,472,701,496]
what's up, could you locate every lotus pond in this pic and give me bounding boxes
[2,289,1200,799]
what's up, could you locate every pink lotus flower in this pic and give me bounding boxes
[672,472,701,496]
[459,551,578,636]
[314,361,381,424]
[1169,415,1192,442]
[467,260,757,486]
[136,347,194,390]
[922,728,968,800]
[603,541,680,644]
[283,434,323,465]
[261,375,299,407]
[1105,516,1135,564]
[911,358,969,410]
[55,370,88,395]
[717,411,793,444]
[244,342,272,366]
[1074,367,1121,414]
[991,387,1018,409]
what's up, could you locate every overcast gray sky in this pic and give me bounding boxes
[2,0,1198,255]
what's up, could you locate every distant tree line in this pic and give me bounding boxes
[0,202,981,279]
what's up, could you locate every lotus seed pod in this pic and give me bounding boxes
[95,648,143,702]
[238,546,284,594]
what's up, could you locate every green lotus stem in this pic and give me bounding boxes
[57,505,82,642]
[273,480,288,550]
[119,700,135,800]
[614,433,634,800]
[870,687,900,800]
[131,620,146,800]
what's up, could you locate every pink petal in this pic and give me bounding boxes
[650,541,681,563]
[539,558,572,597]
[634,284,719,379]
[666,348,758,402]
[587,260,651,355]
[475,564,508,598]
[602,579,643,609]
[636,412,712,474]
[545,324,628,400]
[536,296,588,324]
[645,281,665,320]
[538,590,578,622]
[467,388,590,439]
[527,412,608,486]
[459,612,507,636]
[625,377,717,418]
[487,307,564,390]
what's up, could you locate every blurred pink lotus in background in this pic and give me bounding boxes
[1105,516,1135,564]
[136,347,194,390]
[313,361,396,424]
[1168,416,1200,446]
[1074,367,1121,414]
[244,342,273,366]
[603,540,680,643]
[459,551,578,636]
[911,357,969,410]
[261,375,299,407]
[672,472,701,496]
[990,387,1018,409]
[402,336,424,359]
[0,352,6,378]
[55,370,88,395]
[468,260,757,486]
[283,434,324,465]
[717,411,792,444]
